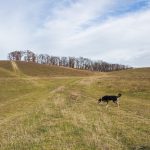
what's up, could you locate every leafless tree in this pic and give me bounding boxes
[8,50,130,72]
[8,51,24,61]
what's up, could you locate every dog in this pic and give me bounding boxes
[98,93,122,108]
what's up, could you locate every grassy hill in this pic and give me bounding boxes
[0,61,16,77]
[0,61,13,71]
[0,61,150,150]
[16,61,94,77]
[0,61,94,77]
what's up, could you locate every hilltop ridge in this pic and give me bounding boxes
[0,61,94,77]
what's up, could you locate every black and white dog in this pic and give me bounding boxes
[98,93,122,108]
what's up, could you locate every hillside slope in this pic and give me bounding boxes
[0,61,17,77]
[16,61,94,77]
[0,61,94,77]
[0,62,149,150]
[0,61,13,71]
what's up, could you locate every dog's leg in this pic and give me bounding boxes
[116,101,119,108]
[114,101,119,108]
[106,102,109,108]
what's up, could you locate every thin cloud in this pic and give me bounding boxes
[0,0,150,67]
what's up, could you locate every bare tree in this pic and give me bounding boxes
[60,57,68,67]
[7,50,131,72]
[69,57,75,68]
[8,51,24,61]
[23,50,36,62]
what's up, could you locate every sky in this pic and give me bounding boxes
[0,0,150,67]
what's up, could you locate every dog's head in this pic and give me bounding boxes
[118,93,122,97]
[98,98,102,103]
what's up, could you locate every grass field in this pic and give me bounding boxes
[0,61,150,150]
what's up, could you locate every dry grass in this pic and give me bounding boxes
[0,62,149,150]
[0,68,16,78]
[0,61,13,71]
[15,61,94,77]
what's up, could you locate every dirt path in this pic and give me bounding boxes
[11,61,20,73]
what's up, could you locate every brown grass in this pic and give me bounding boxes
[0,61,13,71]
[0,61,149,150]
[16,61,94,77]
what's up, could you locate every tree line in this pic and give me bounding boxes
[8,50,131,72]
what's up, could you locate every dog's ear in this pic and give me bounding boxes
[118,93,122,97]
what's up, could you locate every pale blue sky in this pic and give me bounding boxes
[0,0,150,67]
